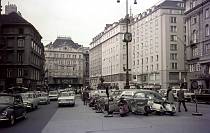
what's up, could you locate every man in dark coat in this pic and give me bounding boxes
[177,84,188,112]
[83,89,89,105]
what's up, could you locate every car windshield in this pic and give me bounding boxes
[40,93,48,97]
[0,96,14,104]
[134,92,146,98]
[21,93,34,99]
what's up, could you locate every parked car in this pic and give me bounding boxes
[129,90,176,115]
[49,90,59,101]
[58,92,75,107]
[20,92,39,110]
[38,92,50,105]
[0,93,27,126]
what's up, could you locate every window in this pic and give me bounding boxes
[191,16,197,24]
[17,68,23,77]
[170,35,177,41]
[190,0,197,9]
[151,56,153,62]
[170,44,177,51]
[151,65,153,71]
[170,26,177,32]
[205,24,210,36]
[156,55,158,61]
[18,39,25,47]
[156,64,159,70]
[18,28,24,34]
[170,53,177,60]
[146,57,148,63]
[192,47,199,57]
[7,69,12,78]
[205,8,209,18]
[170,17,176,23]
[192,30,198,43]
[17,52,23,63]
[169,72,179,80]
[171,62,178,69]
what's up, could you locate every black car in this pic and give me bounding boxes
[0,93,27,126]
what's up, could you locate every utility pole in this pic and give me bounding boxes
[117,0,137,89]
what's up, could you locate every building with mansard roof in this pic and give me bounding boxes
[44,37,89,90]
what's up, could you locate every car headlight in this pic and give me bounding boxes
[2,110,8,116]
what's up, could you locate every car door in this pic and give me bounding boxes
[131,92,148,111]
[14,96,23,118]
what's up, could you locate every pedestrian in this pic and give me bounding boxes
[82,89,89,105]
[177,84,188,112]
[166,87,175,104]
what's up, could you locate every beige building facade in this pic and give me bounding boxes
[131,0,186,90]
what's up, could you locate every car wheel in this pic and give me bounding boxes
[9,114,15,126]
[170,112,175,116]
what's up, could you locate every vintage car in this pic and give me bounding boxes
[21,92,39,110]
[49,90,59,101]
[58,92,75,107]
[0,93,27,126]
[129,90,176,115]
[38,92,50,105]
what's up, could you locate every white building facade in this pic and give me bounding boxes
[45,37,88,90]
[90,20,132,90]
[131,0,186,90]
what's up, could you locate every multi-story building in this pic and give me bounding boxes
[90,19,132,90]
[0,12,45,91]
[83,47,90,87]
[185,0,210,90]
[89,34,103,89]
[131,0,186,90]
[44,37,89,90]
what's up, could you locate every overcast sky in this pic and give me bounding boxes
[2,0,162,46]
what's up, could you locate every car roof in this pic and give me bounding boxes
[0,93,21,97]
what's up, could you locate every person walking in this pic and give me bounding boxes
[177,85,188,112]
[82,89,89,105]
[167,87,175,104]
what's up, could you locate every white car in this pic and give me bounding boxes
[38,92,50,104]
[21,92,39,110]
[49,90,58,101]
[58,92,75,107]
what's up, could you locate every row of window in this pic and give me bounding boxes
[7,68,40,80]
[31,40,42,55]
[47,53,82,59]
[133,64,159,72]
[189,63,201,72]
[31,54,41,66]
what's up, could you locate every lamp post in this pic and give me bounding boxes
[117,0,137,89]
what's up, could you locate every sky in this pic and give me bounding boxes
[1,0,162,46]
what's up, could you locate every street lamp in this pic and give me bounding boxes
[117,0,137,89]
